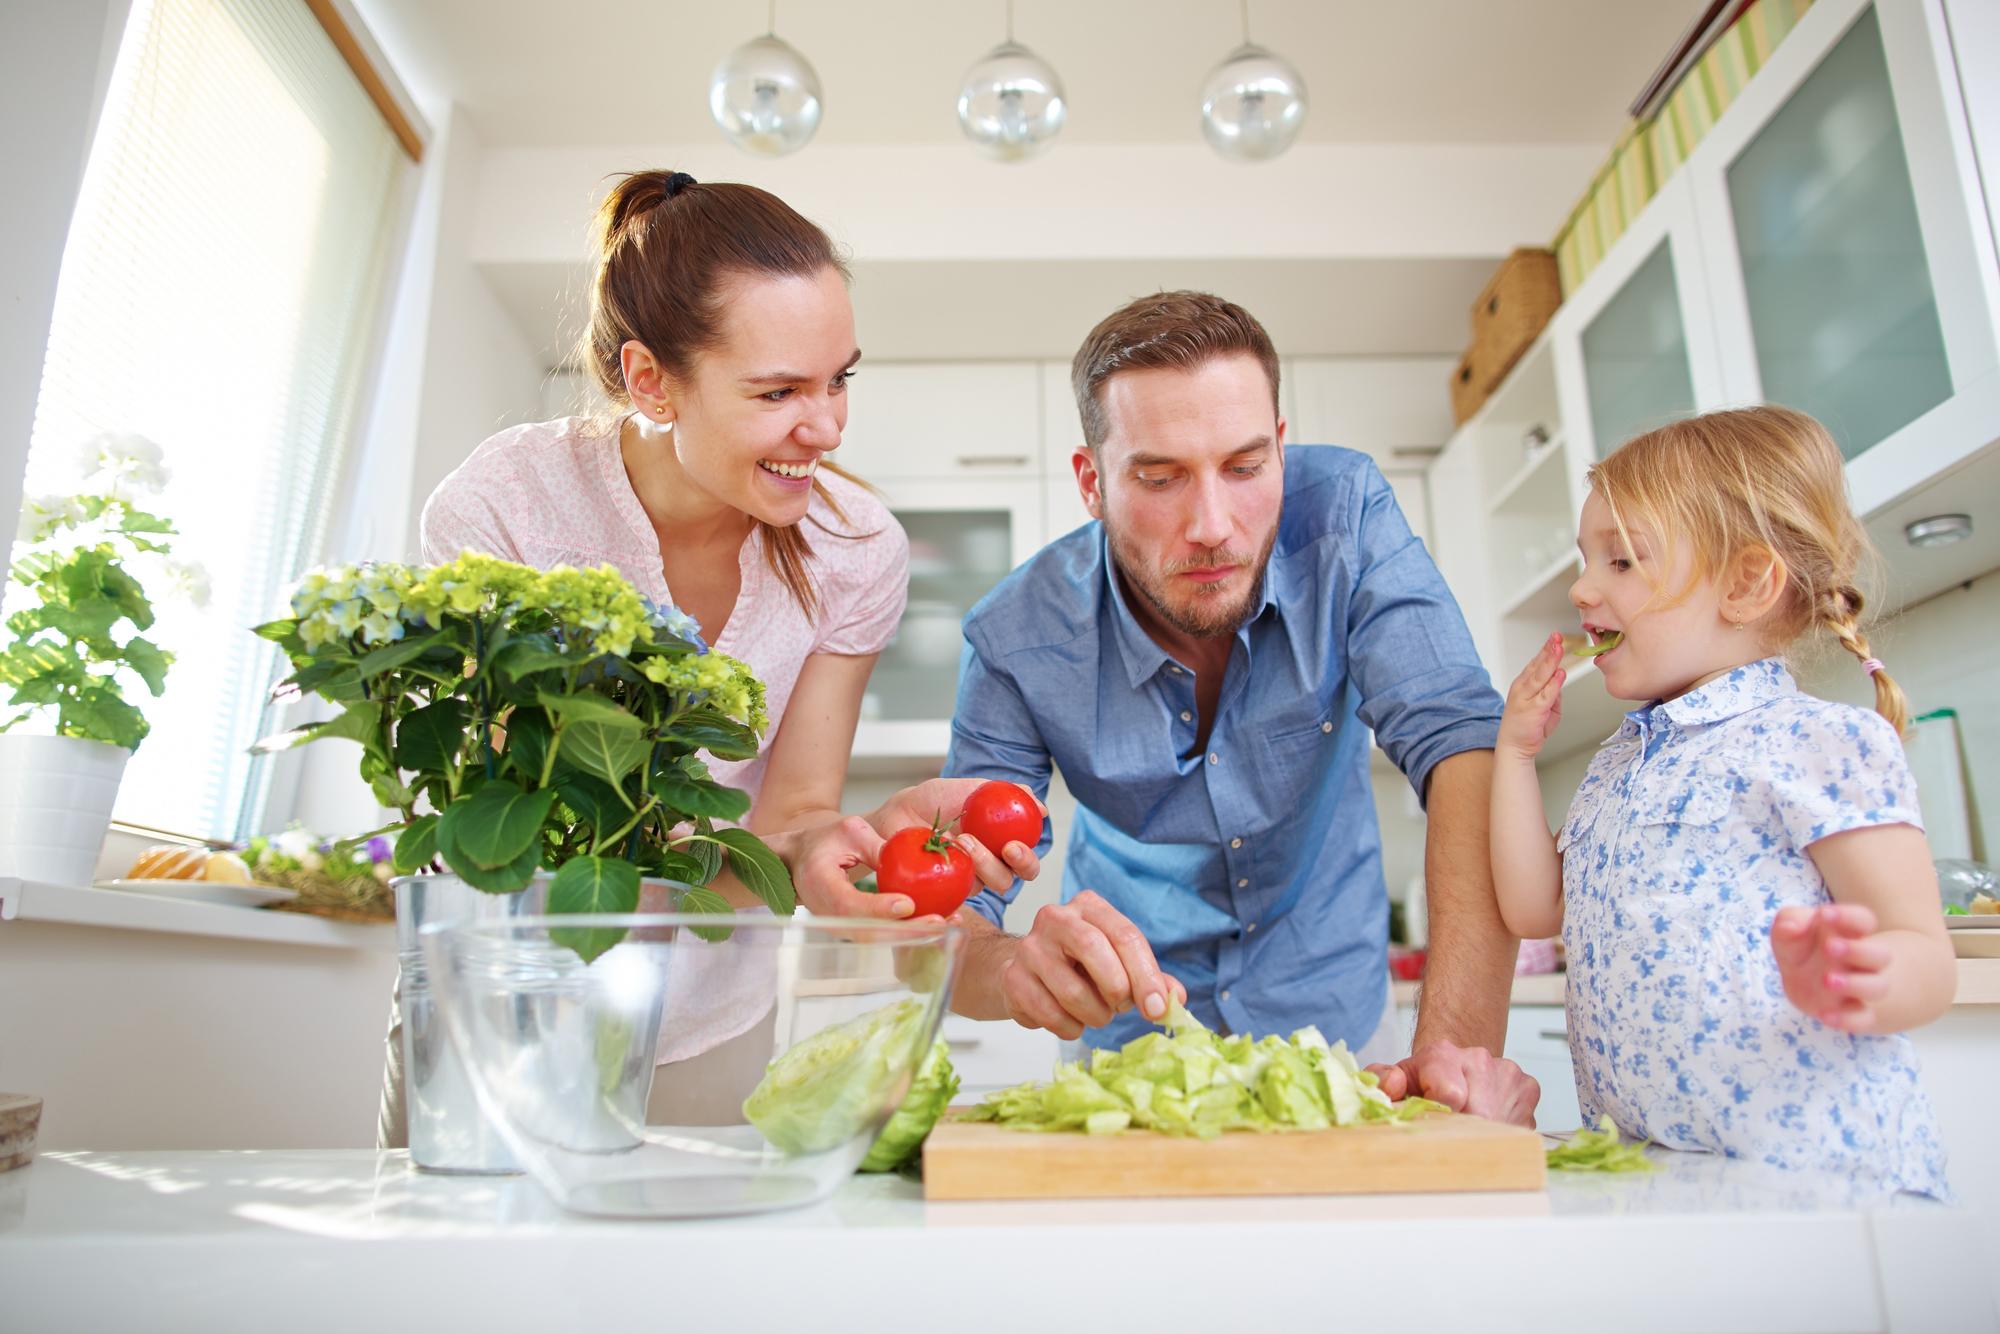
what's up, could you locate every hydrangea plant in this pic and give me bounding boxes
[253,552,793,959]
[0,433,202,750]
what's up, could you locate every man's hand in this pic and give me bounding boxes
[1367,1041,1540,1127]
[991,890,1185,1040]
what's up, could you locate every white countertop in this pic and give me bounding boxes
[1,1147,1991,1332]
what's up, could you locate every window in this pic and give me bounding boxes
[16,0,409,839]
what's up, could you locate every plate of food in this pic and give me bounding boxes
[1945,895,2000,957]
[95,845,296,910]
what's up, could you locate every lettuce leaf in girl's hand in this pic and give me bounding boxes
[960,997,1449,1138]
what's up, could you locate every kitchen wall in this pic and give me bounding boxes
[1538,566,2000,859]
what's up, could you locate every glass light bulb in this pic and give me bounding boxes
[709,35,822,157]
[957,40,1065,162]
[1200,42,1308,162]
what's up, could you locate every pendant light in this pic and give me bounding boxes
[956,0,1066,161]
[1200,0,1308,162]
[709,1,823,157]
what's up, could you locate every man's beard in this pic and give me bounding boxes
[1106,514,1279,641]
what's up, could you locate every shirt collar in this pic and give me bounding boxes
[1100,527,1287,689]
[1613,656,1796,740]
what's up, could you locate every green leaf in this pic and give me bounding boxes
[58,688,147,750]
[537,691,642,729]
[675,884,736,942]
[97,562,153,630]
[436,781,555,871]
[713,828,795,915]
[662,709,762,762]
[357,635,444,677]
[284,660,366,704]
[561,720,650,786]
[687,834,723,884]
[116,507,176,535]
[312,700,385,747]
[495,705,551,782]
[556,771,632,834]
[547,856,642,963]
[121,636,172,696]
[393,814,440,874]
[395,698,470,773]
[441,835,543,893]
[649,773,752,823]
[484,634,577,680]
[44,596,125,643]
[653,849,712,886]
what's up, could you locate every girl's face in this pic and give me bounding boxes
[1568,490,1756,703]
[661,265,858,528]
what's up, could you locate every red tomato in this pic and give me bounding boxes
[876,824,976,918]
[959,780,1041,858]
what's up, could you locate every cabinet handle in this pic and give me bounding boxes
[956,454,1032,468]
[1538,1029,1567,1042]
[944,1036,984,1050]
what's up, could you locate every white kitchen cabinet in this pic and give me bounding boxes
[1431,0,2000,768]
[1505,1003,1582,1132]
[1285,357,1458,472]
[838,362,1042,482]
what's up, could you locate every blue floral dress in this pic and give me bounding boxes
[1558,658,1949,1198]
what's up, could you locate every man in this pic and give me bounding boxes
[939,291,1536,1122]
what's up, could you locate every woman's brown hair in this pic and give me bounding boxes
[1588,405,1908,734]
[581,169,868,618]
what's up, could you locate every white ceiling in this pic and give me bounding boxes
[356,0,1697,149]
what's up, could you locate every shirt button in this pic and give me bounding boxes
[1208,752,1219,765]
[1236,878,1248,888]
[1320,721,1333,734]
[1229,837,1242,849]
[1220,989,1232,1001]
[1168,665,1184,676]
[1179,710,1192,722]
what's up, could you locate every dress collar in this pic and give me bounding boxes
[1614,657,1796,741]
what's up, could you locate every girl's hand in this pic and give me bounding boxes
[1771,903,1892,1033]
[1497,633,1566,762]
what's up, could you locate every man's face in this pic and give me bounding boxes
[1076,354,1286,642]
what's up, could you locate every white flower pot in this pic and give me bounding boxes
[0,733,130,885]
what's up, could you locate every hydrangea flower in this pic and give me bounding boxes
[646,600,709,653]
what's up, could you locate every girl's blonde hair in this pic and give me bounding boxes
[1587,405,1907,734]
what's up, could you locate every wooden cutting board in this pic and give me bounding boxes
[923,1112,1546,1201]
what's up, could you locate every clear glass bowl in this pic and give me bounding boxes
[424,912,961,1219]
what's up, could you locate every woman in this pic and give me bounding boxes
[381,172,1037,1147]
[421,170,1036,915]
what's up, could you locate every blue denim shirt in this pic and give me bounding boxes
[943,446,1501,1050]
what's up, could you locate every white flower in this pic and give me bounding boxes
[14,494,84,547]
[81,431,170,497]
[300,850,326,872]
[272,827,317,862]
[373,862,393,883]
[163,557,212,610]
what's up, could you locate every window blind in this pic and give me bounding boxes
[17,0,405,839]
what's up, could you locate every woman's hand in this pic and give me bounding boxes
[1498,633,1566,763]
[872,776,1043,904]
[780,777,1045,921]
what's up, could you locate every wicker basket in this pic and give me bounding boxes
[1450,248,1561,424]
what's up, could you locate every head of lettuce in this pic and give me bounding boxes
[742,998,959,1172]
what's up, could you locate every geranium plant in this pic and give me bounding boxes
[253,552,793,959]
[0,433,198,750]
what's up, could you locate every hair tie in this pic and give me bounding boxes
[663,171,697,198]
[1861,658,1885,677]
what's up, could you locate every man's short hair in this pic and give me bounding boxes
[1070,291,1281,450]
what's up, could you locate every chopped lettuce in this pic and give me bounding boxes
[960,998,1447,1138]
[1546,1116,1654,1172]
[743,999,928,1155]
[857,1037,959,1173]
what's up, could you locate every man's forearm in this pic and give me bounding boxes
[949,912,1019,1021]
[1413,748,1515,1054]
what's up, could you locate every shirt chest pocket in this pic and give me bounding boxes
[1620,777,1736,908]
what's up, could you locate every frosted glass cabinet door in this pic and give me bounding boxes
[1726,5,1950,460]
[1580,241,1698,458]
[862,509,1013,724]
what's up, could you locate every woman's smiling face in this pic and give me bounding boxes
[661,265,858,528]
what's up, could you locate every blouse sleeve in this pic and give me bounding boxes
[815,514,910,656]
[418,471,518,566]
[1765,705,1925,850]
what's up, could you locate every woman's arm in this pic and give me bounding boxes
[746,650,876,837]
[1490,634,1566,941]
[1773,825,1956,1033]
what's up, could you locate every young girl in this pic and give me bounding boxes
[1491,405,1954,1197]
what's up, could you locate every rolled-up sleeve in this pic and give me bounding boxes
[941,633,1055,929]
[1343,460,1501,803]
